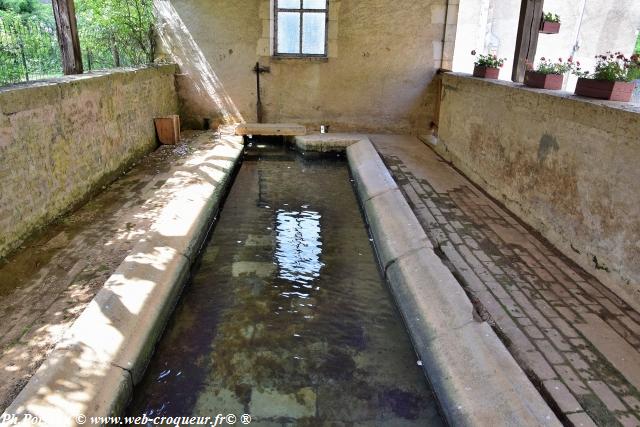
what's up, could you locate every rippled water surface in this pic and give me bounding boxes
[128,141,443,426]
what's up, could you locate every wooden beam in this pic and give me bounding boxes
[52,0,83,75]
[512,0,544,82]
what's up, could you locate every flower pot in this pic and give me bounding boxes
[524,71,564,90]
[473,66,500,79]
[574,78,636,102]
[539,21,560,34]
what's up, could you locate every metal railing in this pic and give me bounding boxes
[1,0,155,88]
[0,15,62,86]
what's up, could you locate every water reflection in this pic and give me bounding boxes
[127,147,442,425]
[275,209,324,286]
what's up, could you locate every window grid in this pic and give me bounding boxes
[274,0,328,57]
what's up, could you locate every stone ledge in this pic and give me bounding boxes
[235,123,306,136]
[294,133,364,153]
[339,135,561,426]
[363,188,432,268]
[445,72,640,115]
[346,139,398,201]
[2,132,244,426]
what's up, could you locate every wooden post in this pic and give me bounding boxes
[512,0,544,82]
[52,0,83,75]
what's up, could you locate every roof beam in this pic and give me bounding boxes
[52,0,83,75]
[512,0,544,82]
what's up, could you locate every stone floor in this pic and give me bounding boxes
[370,134,640,427]
[0,131,219,412]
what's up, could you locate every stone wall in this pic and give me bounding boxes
[436,73,640,309]
[0,65,179,259]
[156,0,459,134]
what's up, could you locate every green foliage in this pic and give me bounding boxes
[635,32,640,55]
[0,0,49,18]
[0,9,60,84]
[471,50,507,68]
[543,12,560,23]
[534,57,580,75]
[0,0,155,86]
[585,52,640,82]
[76,0,155,70]
[627,54,640,81]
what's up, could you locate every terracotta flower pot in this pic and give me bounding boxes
[574,78,636,102]
[524,71,564,90]
[473,66,500,79]
[540,21,560,34]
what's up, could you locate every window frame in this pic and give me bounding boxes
[274,0,329,58]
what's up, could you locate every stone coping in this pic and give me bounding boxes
[0,64,177,95]
[234,123,306,136]
[1,132,244,426]
[297,133,560,426]
[446,72,640,115]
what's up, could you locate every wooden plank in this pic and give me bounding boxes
[512,0,544,82]
[155,115,181,145]
[52,0,83,75]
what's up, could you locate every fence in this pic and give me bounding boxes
[0,15,62,86]
[1,1,155,88]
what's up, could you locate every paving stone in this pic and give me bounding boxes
[520,350,557,381]
[567,412,598,427]
[555,365,589,395]
[588,381,627,411]
[372,136,640,424]
[550,317,580,338]
[535,340,564,364]
[565,352,590,374]
[576,313,640,392]
[542,379,583,413]
[544,329,572,352]
[623,395,640,411]
[524,325,545,340]
[617,414,640,427]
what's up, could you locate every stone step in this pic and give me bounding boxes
[235,123,306,136]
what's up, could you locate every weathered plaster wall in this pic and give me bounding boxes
[436,73,640,309]
[159,0,458,134]
[0,65,179,259]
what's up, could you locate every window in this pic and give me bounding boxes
[275,0,328,57]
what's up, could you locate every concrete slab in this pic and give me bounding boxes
[363,189,432,268]
[423,322,559,426]
[386,247,475,340]
[61,243,190,384]
[3,344,131,427]
[235,123,306,136]
[294,133,364,152]
[347,139,398,202]
[147,137,243,261]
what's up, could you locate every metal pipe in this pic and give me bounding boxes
[253,62,270,123]
[440,0,450,70]
[564,0,587,90]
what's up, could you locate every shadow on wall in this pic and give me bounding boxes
[154,0,244,129]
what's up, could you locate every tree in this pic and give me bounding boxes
[75,0,155,69]
[1,0,154,85]
[0,0,50,20]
